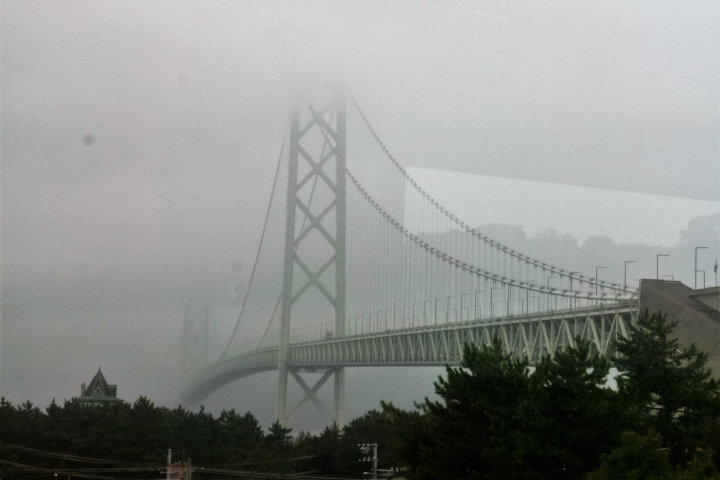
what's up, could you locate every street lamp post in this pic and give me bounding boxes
[525,281,535,314]
[460,294,469,322]
[490,287,499,318]
[568,272,581,292]
[624,261,636,292]
[695,246,708,289]
[474,290,483,320]
[696,270,706,289]
[505,286,511,317]
[547,276,558,311]
[656,254,669,280]
[531,295,540,313]
[595,267,607,297]
[568,272,581,309]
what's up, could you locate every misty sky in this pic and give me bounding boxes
[2,1,719,429]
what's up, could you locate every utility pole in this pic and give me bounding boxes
[358,443,378,479]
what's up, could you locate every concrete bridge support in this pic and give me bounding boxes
[638,279,720,375]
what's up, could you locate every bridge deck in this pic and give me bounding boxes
[183,303,636,404]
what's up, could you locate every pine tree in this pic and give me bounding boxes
[616,310,720,464]
[415,338,540,479]
[532,339,625,478]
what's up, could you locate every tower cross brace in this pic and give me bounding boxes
[277,97,346,426]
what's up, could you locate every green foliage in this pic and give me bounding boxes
[415,338,540,479]
[616,311,720,463]
[670,449,720,480]
[216,409,264,460]
[0,399,266,469]
[587,433,720,480]
[586,430,672,480]
[533,340,626,479]
[406,312,720,478]
[342,402,424,476]
[265,421,292,451]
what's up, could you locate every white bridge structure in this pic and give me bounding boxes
[182,95,638,426]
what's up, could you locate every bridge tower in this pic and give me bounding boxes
[181,305,212,377]
[277,97,347,426]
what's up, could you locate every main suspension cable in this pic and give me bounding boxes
[221,127,287,359]
[309,105,635,302]
[348,94,632,293]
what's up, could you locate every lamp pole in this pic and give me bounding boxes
[695,247,708,289]
[531,294,540,313]
[624,261,636,292]
[595,267,607,307]
[474,290,483,320]
[568,272,581,291]
[505,286,511,317]
[490,287,499,318]
[656,254,669,280]
[595,267,607,296]
[547,275,559,311]
[568,272,581,309]
[525,281,535,316]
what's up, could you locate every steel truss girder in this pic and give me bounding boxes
[288,305,637,367]
[182,305,637,405]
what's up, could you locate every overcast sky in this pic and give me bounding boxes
[2,0,719,427]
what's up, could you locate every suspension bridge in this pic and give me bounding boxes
[181,94,640,426]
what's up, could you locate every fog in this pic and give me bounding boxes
[2,1,719,430]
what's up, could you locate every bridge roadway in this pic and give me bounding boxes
[183,302,637,404]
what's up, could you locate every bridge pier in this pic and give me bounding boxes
[279,367,345,425]
[334,367,345,425]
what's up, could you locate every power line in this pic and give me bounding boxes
[0,443,157,467]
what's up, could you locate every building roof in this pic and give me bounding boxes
[77,367,122,404]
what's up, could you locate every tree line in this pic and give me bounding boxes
[2,311,720,479]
